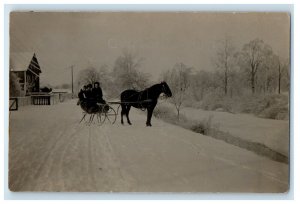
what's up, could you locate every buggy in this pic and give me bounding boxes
[79,102,117,126]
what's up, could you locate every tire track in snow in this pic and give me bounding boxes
[9,120,73,191]
[87,127,98,190]
[30,123,83,191]
[47,123,86,191]
[10,123,75,191]
[90,124,135,191]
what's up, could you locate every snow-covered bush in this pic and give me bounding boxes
[259,105,289,120]
[199,92,236,113]
[233,93,288,120]
[190,115,219,136]
[154,104,219,136]
[256,94,289,120]
[153,104,188,126]
[193,91,289,120]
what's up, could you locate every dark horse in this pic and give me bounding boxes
[120,81,172,126]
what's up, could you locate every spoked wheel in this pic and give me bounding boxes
[79,105,117,125]
[96,112,105,126]
[79,112,94,125]
[80,113,100,126]
[104,105,117,124]
[86,114,96,126]
[79,112,87,124]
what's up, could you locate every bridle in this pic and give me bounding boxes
[161,83,169,98]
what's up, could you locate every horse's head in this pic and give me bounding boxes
[160,81,172,97]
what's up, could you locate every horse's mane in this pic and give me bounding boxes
[142,83,161,92]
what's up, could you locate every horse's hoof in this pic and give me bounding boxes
[128,122,132,125]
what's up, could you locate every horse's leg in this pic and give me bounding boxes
[121,104,125,125]
[146,107,154,127]
[126,105,132,125]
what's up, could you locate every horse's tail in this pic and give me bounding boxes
[120,91,126,101]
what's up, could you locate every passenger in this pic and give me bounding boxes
[78,85,87,101]
[85,84,93,99]
[77,85,87,105]
[84,84,99,113]
[92,82,106,104]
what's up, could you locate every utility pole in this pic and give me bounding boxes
[71,65,74,98]
[278,62,281,95]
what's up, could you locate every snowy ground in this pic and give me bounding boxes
[9,100,288,192]
[180,107,289,156]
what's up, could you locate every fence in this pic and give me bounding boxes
[9,98,18,111]
[31,94,60,105]
[9,96,31,108]
[9,93,70,110]
[31,95,51,105]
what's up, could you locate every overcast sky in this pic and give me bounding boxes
[10,12,290,86]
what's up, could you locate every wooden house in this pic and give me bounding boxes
[10,52,42,96]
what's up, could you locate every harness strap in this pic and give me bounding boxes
[137,89,149,111]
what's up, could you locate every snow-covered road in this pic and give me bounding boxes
[9,100,289,192]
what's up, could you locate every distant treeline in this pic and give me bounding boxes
[73,38,289,119]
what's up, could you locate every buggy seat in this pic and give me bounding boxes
[79,99,108,114]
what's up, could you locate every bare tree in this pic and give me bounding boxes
[98,65,111,88]
[256,48,277,94]
[77,66,100,87]
[112,50,148,90]
[190,70,219,101]
[283,60,290,92]
[275,57,290,94]
[256,52,289,95]
[98,64,120,99]
[214,37,235,95]
[164,63,192,121]
[278,61,282,94]
[239,39,266,94]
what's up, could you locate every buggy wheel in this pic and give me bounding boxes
[81,112,93,125]
[87,114,95,125]
[96,113,105,125]
[105,106,117,124]
[79,112,87,124]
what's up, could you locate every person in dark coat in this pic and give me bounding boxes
[85,84,94,100]
[82,84,99,113]
[92,82,106,104]
[77,85,87,105]
[78,85,87,101]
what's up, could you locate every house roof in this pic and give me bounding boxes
[10,52,38,72]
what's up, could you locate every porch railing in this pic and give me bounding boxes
[31,95,51,105]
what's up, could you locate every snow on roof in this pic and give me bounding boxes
[10,52,35,71]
